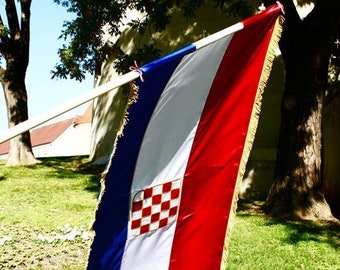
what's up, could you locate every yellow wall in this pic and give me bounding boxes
[323,94,340,217]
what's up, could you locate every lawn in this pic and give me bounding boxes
[0,157,339,269]
[0,157,102,269]
[226,201,340,270]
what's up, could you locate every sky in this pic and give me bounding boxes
[0,1,94,132]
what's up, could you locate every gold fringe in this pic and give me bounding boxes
[97,82,139,203]
[117,83,140,137]
[220,15,284,270]
[86,82,140,267]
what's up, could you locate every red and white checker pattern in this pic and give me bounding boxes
[130,179,182,235]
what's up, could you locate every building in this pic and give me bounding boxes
[0,104,92,159]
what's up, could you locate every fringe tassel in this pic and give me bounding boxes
[99,82,139,198]
[117,83,140,137]
[220,15,284,270]
[87,82,139,231]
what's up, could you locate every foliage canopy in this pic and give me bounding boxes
[52,0,262,80]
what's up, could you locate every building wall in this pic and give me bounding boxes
[33,123,91,158]
[323,94,340,217]
[0,153,8,160]
[239,57,284,200]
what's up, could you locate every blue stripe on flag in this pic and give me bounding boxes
[88,44,196,270]
[141,44,196,73]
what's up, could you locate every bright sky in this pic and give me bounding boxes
[0,1,94,132]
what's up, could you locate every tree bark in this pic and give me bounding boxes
[263,0,340,220]
[1,73,37,166]
[0,0,38,165]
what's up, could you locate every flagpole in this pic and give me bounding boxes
[193,22,243,49]
[0,22,245,145]
[0,71,139,144]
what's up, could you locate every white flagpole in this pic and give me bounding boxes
[0,22,245,145]
[193,22,243,49]
[0,71,139,144]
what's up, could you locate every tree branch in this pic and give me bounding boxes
[0,12,11,59]
[264,0,303,72]
[20,0,32,63]
[20,0,32,37]
[305,0,340,43]
[5,0,20,41]
[0,65,6,82]
[0,14,7,43]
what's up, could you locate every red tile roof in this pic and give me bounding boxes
[0,104,93,155]
[0,142,8,155]
[32,118,74,147]
[0,118,73,155]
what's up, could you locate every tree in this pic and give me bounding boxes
[54,0,339,221]
[52,0,259,79]
[262,0,339,220]
[0,0,38,166]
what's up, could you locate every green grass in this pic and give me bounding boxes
[0,157,103,269]
[226,201,340,270]
[0,157,339,269]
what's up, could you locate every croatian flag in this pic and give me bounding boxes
[88,5,282,270]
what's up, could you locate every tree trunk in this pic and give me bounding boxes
[263,0,339,220]
[2,77,38,166]
[0,0,38,166]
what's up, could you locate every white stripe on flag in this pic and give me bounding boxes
[120,31,234,270]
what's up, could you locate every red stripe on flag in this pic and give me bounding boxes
[169,8,280,269]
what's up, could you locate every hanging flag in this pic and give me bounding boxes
[88,4,283,270]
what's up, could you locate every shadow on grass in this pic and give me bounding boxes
[84,175,102,193]
[237,199,340,250]
[281,220,340,249]
[236,199,265,216]
[44,156,105,193]
[38,156,105,173]
[22,156,105,194]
